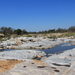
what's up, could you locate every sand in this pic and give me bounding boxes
[0,60,24,73]
[0,59,47,73]
[33,60,47,66]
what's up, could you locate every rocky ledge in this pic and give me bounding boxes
[1,37,75,50]
[0,50,46,60]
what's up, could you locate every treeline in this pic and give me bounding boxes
[38,28,67,33]
[38,26,75,34]
[0,26,75,35]
[0,27,27,35]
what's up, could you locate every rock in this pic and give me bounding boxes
[61,44,72,46]
[2,36,75,50]
[0,33,4,37]
[15,39,22,45]
[0,45,6,50]
[0,50,46,60]
[71,42,75,45]
[9,46,20,49]
[1,36,75,50]
[45,58,71,67]
[1,43,75,75]
[0,60,57,75]
[0,37,65,49]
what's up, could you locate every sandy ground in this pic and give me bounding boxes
[0,59,47,73]
[0,60,24,73]
[33,60,47,66]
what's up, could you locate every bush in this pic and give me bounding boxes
[26,35,33,37]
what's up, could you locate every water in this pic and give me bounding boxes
[41,43,75,56]
[1,42,75,57]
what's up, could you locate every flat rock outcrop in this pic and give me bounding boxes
[1,37,75,50]
[0,50,46,60]
[1,37,74,50]
[1,48,75,75]
[41,48,75,75]
[0,60,59,75]
[1,37,75,75]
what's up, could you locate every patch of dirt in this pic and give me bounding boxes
[0,60,25,73]
[33,60,47,66]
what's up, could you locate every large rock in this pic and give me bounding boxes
[0,50,46,60]
[0,33,4,37]
[44,48,75,66]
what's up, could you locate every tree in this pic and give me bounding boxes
[48,29,55,33]
[21,29,27,34]
[68,26,75,32]
[0,27,14,35]
[14,29,22,35]
[56,28,67,33]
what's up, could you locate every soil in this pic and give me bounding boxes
[0,59,24,73]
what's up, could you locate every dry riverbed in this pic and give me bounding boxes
[0,36,75,75]
[1,48,75,75]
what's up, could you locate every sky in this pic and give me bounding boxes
[0,0,75,32]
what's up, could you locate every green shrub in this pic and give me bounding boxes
[0,37,7,41]
[48,35,57,41]
[26,35,33,37]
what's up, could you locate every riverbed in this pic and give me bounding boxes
[0,42,75,75]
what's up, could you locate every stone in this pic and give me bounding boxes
[0,60,57,75]
[0,50,46,60]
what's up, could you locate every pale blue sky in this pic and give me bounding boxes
[0,0,75,31]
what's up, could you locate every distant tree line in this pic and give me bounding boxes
[0,27,27,35]
[0,26,75,35]
[38,26,75,33]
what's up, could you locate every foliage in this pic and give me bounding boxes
[0,27,14,35]
[21,29,27,34]
[0,26,27,35]
[0,26,75,36]
[14,29,22,35]
[56,28,67,33]
[48,35,56,39]
[0,37,7,41]
[68,26,75,32]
